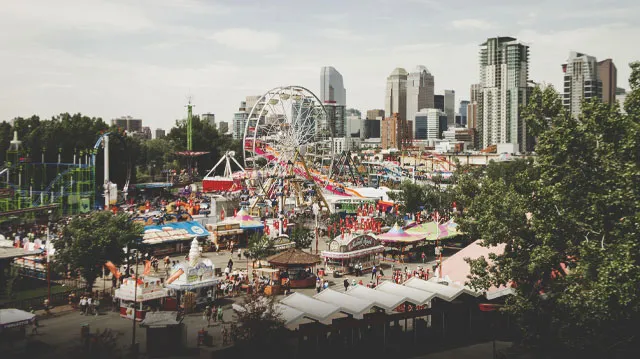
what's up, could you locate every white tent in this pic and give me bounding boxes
[273,304,306,326]
[314,289,376,319]
[345,285,406,312]
[280,293,341,322]
[375,281,435,306]
[0,308,35,330]
[405,277,474,301]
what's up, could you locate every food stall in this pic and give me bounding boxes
[321,233,384,275]
[114,276,168,321]
[207,222,243,250]
[266,248,321,289]
[255,268,281,296]
[166,239,221,310]
[142,221,210,256]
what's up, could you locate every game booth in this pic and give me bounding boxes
[165,239,221,309]
[114,276,169,321]
[142,220,210,256]
[321,233,385,275]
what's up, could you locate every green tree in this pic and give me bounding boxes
[230,293,287,355]
[54,211,143,292]
[388,181,426,214]
[457,63,640,357]
[247,232,275,267]
[290,225,314,249]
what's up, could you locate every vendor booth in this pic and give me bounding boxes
[266,248,321,289]
[321,233,384,275]
[166,239,221,311]
[378,224,425,263]
[207,222,243,250]
[210,208,263,248]
[143,221,210,256]
[114,276,168,321]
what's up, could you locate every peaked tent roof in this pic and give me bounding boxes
[266,248,321,266]
[314,289,376,319]
[345,285,406,311]
[280,293,341,322]
[375,281,435,305]
[377,224,424,243]
[404,277,476,301]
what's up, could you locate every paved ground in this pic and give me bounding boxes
[25,248,444,358]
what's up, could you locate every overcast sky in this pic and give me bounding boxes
[1,0,638,133]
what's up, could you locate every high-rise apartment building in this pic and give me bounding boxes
[407,66,435,135]
[562,51,602,117]
[381,113,412,149]
[444,90,456,128]
[320,66,346,106]
[597,59,617,106]
[433,95,444,111]
[202,113,216,128]
[111,116,143,133]
[479,37,530,152]
[385,68,408,125]
[616,88,627,114]
[232,101,249,140]
[155,129,165,139]
[459,100,470,126]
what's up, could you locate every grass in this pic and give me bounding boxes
[0,283,70,304]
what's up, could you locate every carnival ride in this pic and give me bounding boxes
[0,130,132,217]
[202,151,245,192]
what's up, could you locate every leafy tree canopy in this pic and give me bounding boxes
[54,211,143,291]
[456,62,640,357]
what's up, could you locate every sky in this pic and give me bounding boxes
[1,0,639,133]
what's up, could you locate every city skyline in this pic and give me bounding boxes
[1,0,638,131]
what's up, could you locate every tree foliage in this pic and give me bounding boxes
[54,211,143,292]
[247,232,275,265]
[231,293,288,355]
[456,63,640,357]
[290,224,314,249]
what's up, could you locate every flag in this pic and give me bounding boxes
[105,261,122,279]
[143,260,151,275]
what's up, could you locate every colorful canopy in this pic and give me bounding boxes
[376,224,424,244]
[229,208,264,229]
[405,220,460,241]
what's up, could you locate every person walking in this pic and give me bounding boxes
[421,252,426,263]
[315,279,321,293]
[204,306,212,326]
[93,297,100,316]
[79,296,87,315]
[227,257,234,272]
[371,265,377,280]
[343,278,349,292]
[217,306,223,323]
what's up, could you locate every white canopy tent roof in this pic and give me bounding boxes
[345,285,406,312]
[280,293,342,322]
[314,289,376,319]
[0,308,35,329]
[405,277,476,301]
[273,303,306,326]
[375,281,436,305]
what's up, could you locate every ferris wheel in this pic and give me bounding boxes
[242,85,333,211]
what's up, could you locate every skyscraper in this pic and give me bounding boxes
[597,59,617,105]
[385,68,408,124]
[479,37,530,152]
[366,109,385,121]
[444,90,456,128]
[218,121,229,134]
[415,109,442,140]
[320,66,346,106]
[232,101,249,140]
[155,128,165,139]
[407,66,435,134]
[381,113,412,149]
[459,100,470,126]
[562,51,602,117]
[433,95,444,111]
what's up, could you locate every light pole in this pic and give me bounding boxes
[312,203,320,254]
[131,248,139,356]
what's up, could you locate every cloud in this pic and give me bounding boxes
[451,19,496,30]
[0,0,154,33]
[210,28,281,52]
[318,28,364,42]
[313,13,348,23]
